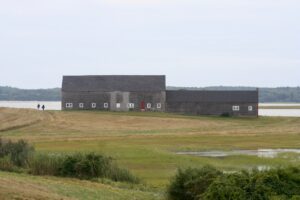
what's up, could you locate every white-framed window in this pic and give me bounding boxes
[147,103,151,109]
[232,105,240,111]
[66,103,73,108]
[248,106,253,111]
[127,103,135,108]
[91,103,97,108]
[104,103,109,108]
[116,103,121,108]
[157,103,162,109]
[79,103,84,108]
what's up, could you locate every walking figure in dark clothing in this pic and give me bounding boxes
[42,105,45,111]
[37,104,40,110]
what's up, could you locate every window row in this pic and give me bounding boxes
[65,103,162,109]
[66,103,109,109]
[145,103,161,109]
[232,105,253,112]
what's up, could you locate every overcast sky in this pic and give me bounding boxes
[0,0,299,89]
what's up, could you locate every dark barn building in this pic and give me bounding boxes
[166,90,258,116]
[62,75,166,111]
[62,75,258,117]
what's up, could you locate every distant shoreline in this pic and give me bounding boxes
[1,86,300,102]
[1,102,300,117]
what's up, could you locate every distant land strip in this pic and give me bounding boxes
[0,86,300,103]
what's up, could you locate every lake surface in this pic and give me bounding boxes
[259,103,300,117]
[259,109,300,117]
[0,101,300,117]
[260,103,300,106]
[177,149,300,158]
[0,101,61,110]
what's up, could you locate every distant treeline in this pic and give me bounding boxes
[0,86,61,101]
[0,86,300,102]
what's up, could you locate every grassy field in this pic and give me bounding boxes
[1,108,300,199]
[0,171,160,200]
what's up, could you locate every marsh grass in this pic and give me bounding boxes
[28,153,63,176]
[1,108,300,188]
[28,152,140,183]
[0,171,161,200]
[168,166,300,200]
[0,138,34,168]
[0,155,19,172]
[107,163,140,183]
[0,137,139,184]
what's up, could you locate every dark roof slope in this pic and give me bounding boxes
[62,75,166,92]
[166,90,258,103]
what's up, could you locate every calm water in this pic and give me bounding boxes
[259,103,300,117]
[177,149,300,158]
[0,101,300,117]
[259,109,300,117]
[0,101,61,110]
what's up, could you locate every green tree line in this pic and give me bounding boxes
[0,86,61,101]
[1,86,300,102]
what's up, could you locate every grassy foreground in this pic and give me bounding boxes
[0,108,300,199]
[0,171,160,200]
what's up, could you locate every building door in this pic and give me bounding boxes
[140,101,145,111]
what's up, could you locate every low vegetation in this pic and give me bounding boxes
[0,171,159,200]
[1,108,300,199]
[0,138,139,184]
[168,165,300,200]
[0,138,34,171]
[29,152,139,183]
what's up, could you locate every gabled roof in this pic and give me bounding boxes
[166,90,258,103]
[62,75,166,92]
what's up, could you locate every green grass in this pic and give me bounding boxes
[0,171,162,200]
[33,134,300,187]
[0,108,300,199]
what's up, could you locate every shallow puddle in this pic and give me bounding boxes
[176,149,300,158]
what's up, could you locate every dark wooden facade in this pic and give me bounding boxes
[61,75,258,116]
[62,75,166,112]
[166,90,258,117]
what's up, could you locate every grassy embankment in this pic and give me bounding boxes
[0,171,159,200]
[0,108,300,199]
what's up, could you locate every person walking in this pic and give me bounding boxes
[42,105,45,111]
[37,104,40,110]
